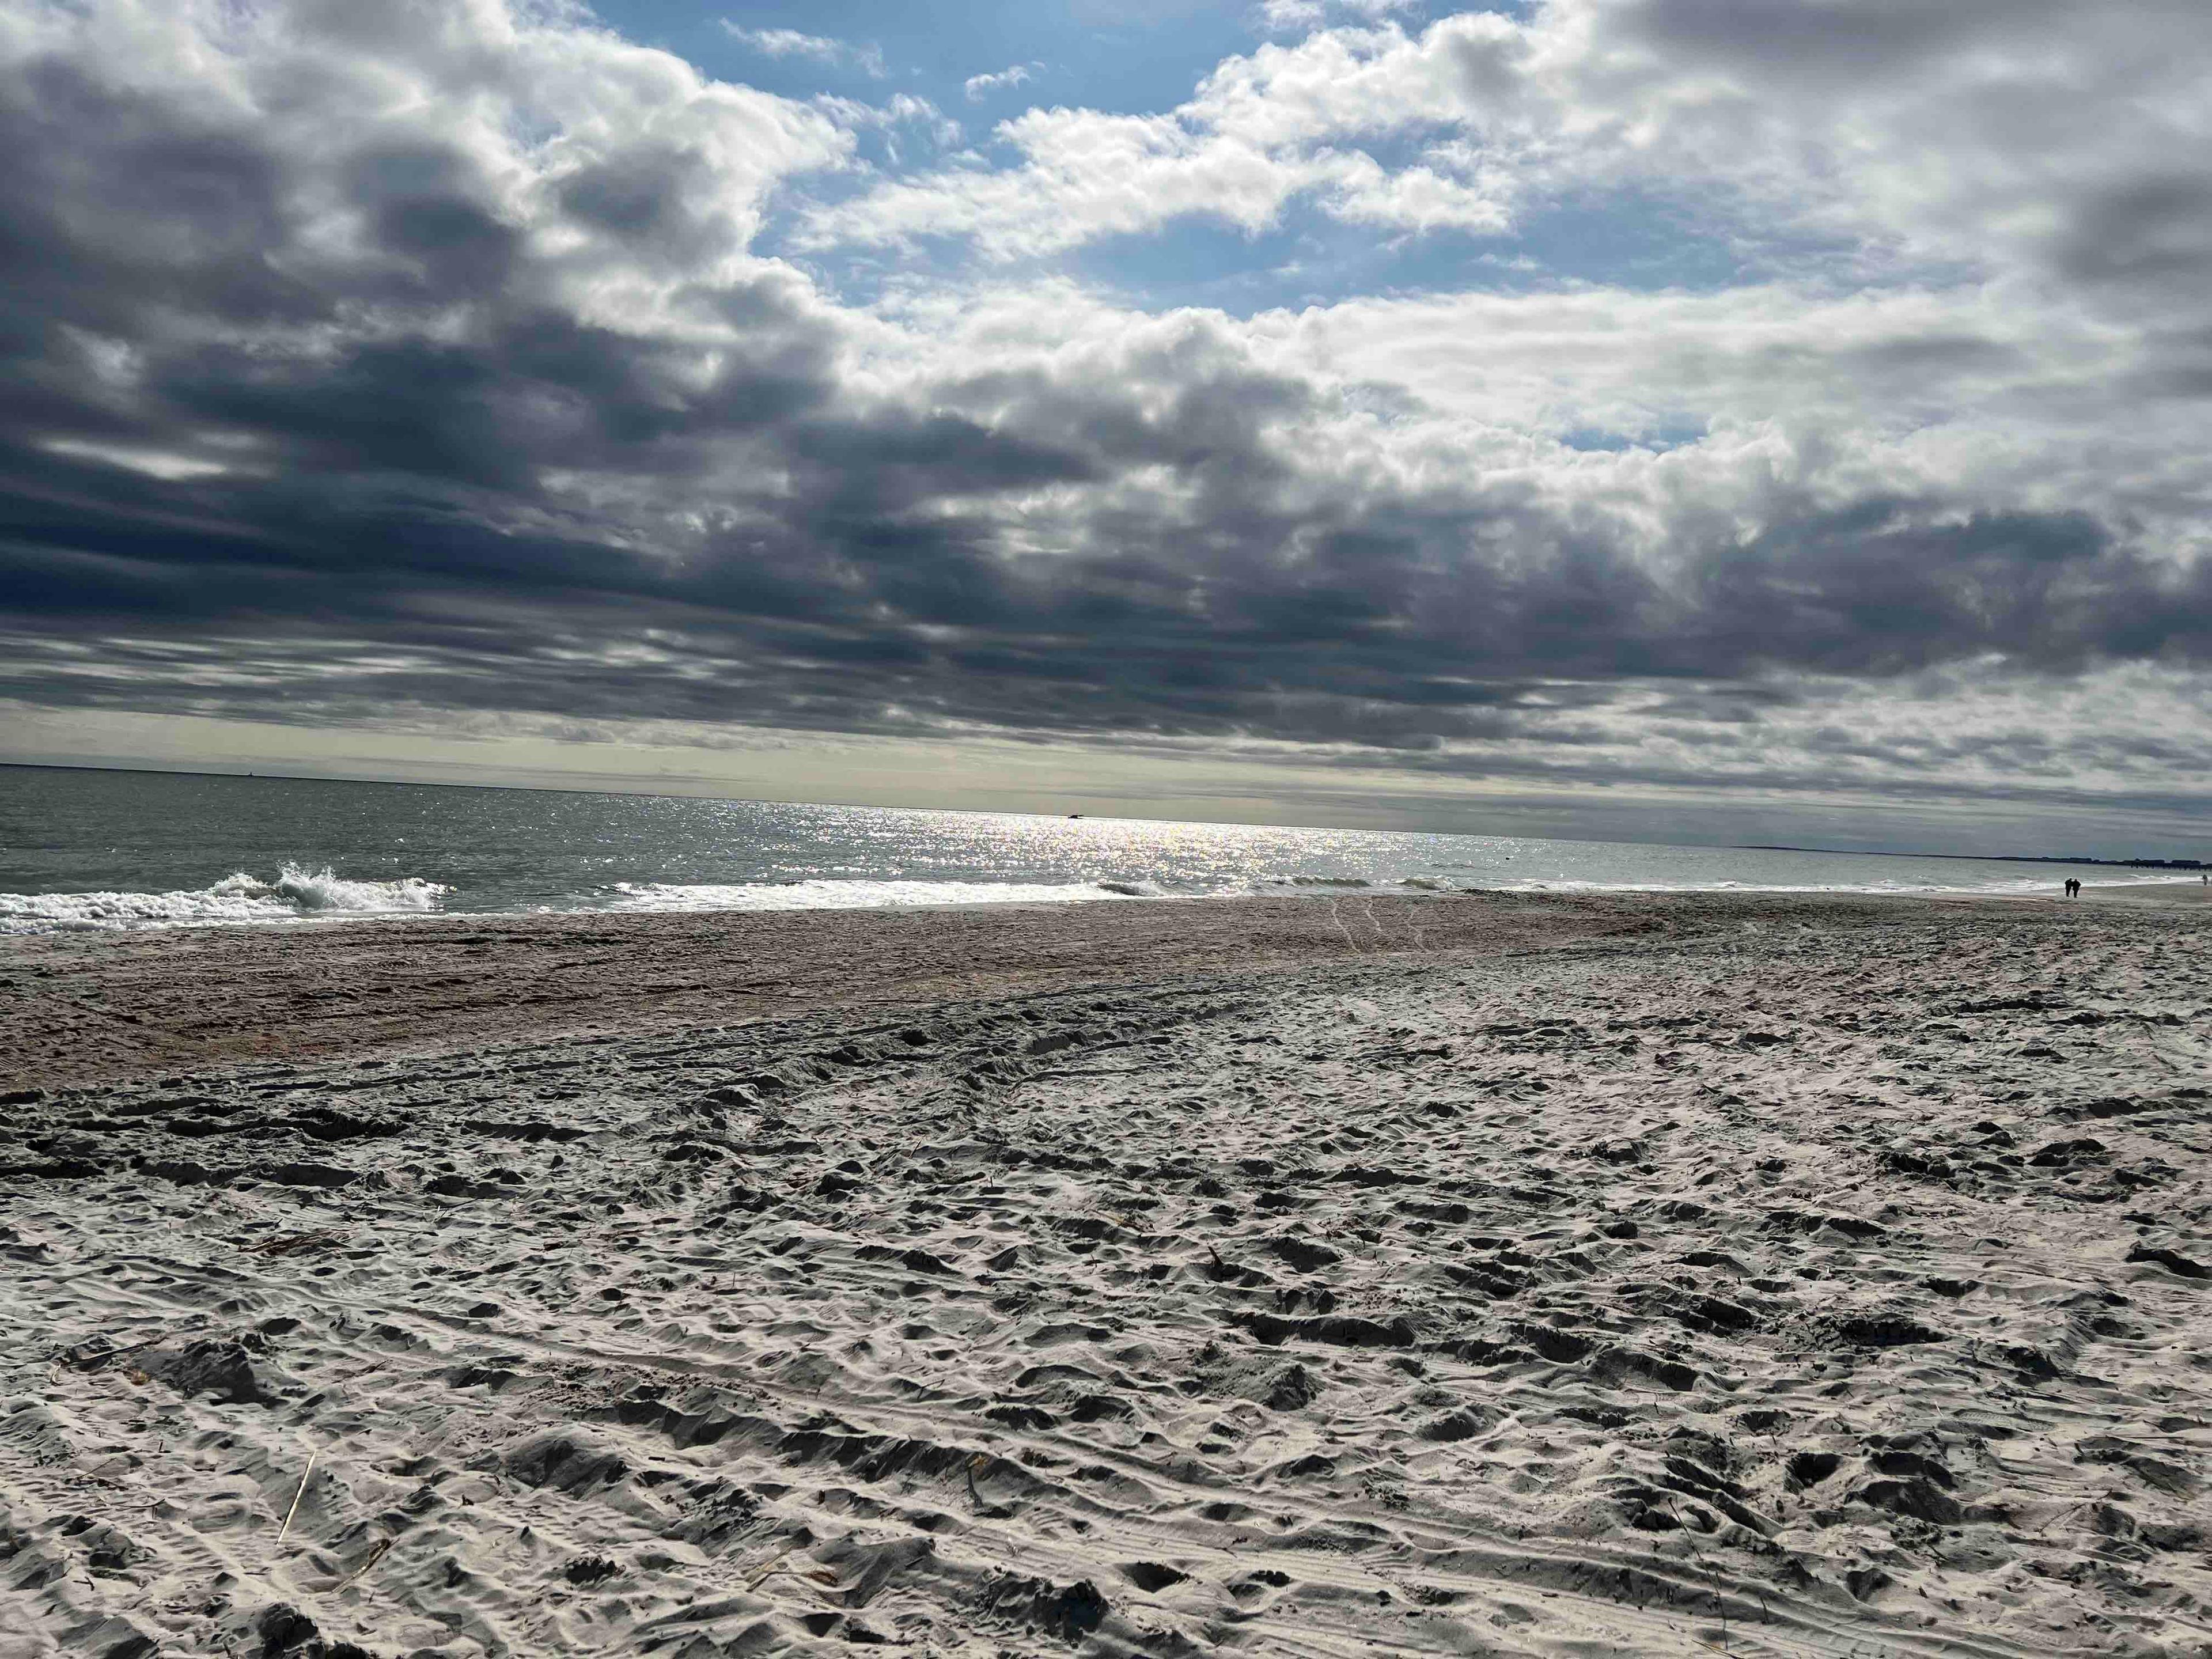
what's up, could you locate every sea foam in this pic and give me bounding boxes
[606,877,1163,914]
[0,863,450,934]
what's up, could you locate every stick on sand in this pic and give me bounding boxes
[279,1453,316,1540]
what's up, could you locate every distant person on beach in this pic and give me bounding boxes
[2063,878,2080,898]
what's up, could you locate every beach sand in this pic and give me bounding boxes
[2081,882,2212,909]
[3,889,2209,1657]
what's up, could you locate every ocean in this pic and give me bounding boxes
[0,764,2175,935]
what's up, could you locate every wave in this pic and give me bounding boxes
[10,857,2167,937]
[605,877,1171,914]
[0,863,450,934]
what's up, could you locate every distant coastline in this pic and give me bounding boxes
[1739,844,2206,871]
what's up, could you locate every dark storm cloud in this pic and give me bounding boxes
[1,0,2209,775]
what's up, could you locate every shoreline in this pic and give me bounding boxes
[0,887,2119,1093]
[7,868,2209,944]
[3,889,1660,1090]
[4,891,2209,1656]
[6,885,2210,1091]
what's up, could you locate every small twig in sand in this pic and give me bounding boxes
[279,1453,316,1539]
[56,1332,167,1373]
[335,1538,392,1589]
[745,1543,798,1591]
[2027,1500,2083,1539]
[1658,1494,1727,1652]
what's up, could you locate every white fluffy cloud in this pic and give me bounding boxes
[1256,0,1422,34]
[805,0,2212,336]
[799,17,1525,255]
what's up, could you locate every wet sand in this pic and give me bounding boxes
[3,890,2209,1657]
[2081,882,2212,908]
[0,889,1781,1092]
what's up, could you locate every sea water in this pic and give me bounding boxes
[0,764,2177,935]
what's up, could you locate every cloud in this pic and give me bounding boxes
[804,0,2212,329]
[1256,0,1420,34]
[962,62,1043,102]
[0,0,2209,828]
[799,20,1520,255]
[814,92,962,158]
[721,21,886,79]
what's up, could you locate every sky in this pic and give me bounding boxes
[3,0,2211,853]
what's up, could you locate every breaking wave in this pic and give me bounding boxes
[0,863,450,934]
